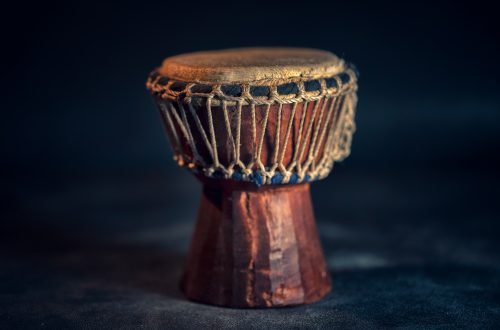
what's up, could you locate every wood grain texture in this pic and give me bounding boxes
[181,179,331,307]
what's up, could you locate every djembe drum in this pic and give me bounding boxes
[146,48,358,307]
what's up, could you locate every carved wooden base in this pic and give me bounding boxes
[180,179,331,307]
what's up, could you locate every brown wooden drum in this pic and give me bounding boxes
[146,48,358,307]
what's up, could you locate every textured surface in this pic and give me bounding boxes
[2,169,500,329]
[182,182,330,307]
[159,48,345,84]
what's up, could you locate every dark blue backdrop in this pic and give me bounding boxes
[2,1,500,328]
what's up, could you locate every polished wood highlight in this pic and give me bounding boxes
[181,179,331,307]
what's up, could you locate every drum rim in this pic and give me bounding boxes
[156,47,347,85]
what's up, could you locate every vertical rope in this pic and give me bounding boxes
[319,96,343,171]
[188,101,214,162]
[167,102,189,142]
[303,96,330,172]
[256,103,271,173]
[206,97,219,169]
[288,101,308,173]
[235,101,244,168]
[178,100,202,165]
[297,99,321,176]
[159,102,181,155]
[331,95,349,159]
[247,102,257,173]
[271,103,283,171]
[222,100,237,171]
[313,96,337,163]
[278,102,298,179]
[337,92,357,160]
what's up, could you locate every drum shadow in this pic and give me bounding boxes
[1,217,187,301]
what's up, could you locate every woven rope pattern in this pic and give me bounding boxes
[147,68,358,185]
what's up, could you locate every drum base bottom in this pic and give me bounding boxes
[180,179,331,308]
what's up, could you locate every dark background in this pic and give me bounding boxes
[2,1,500,328]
